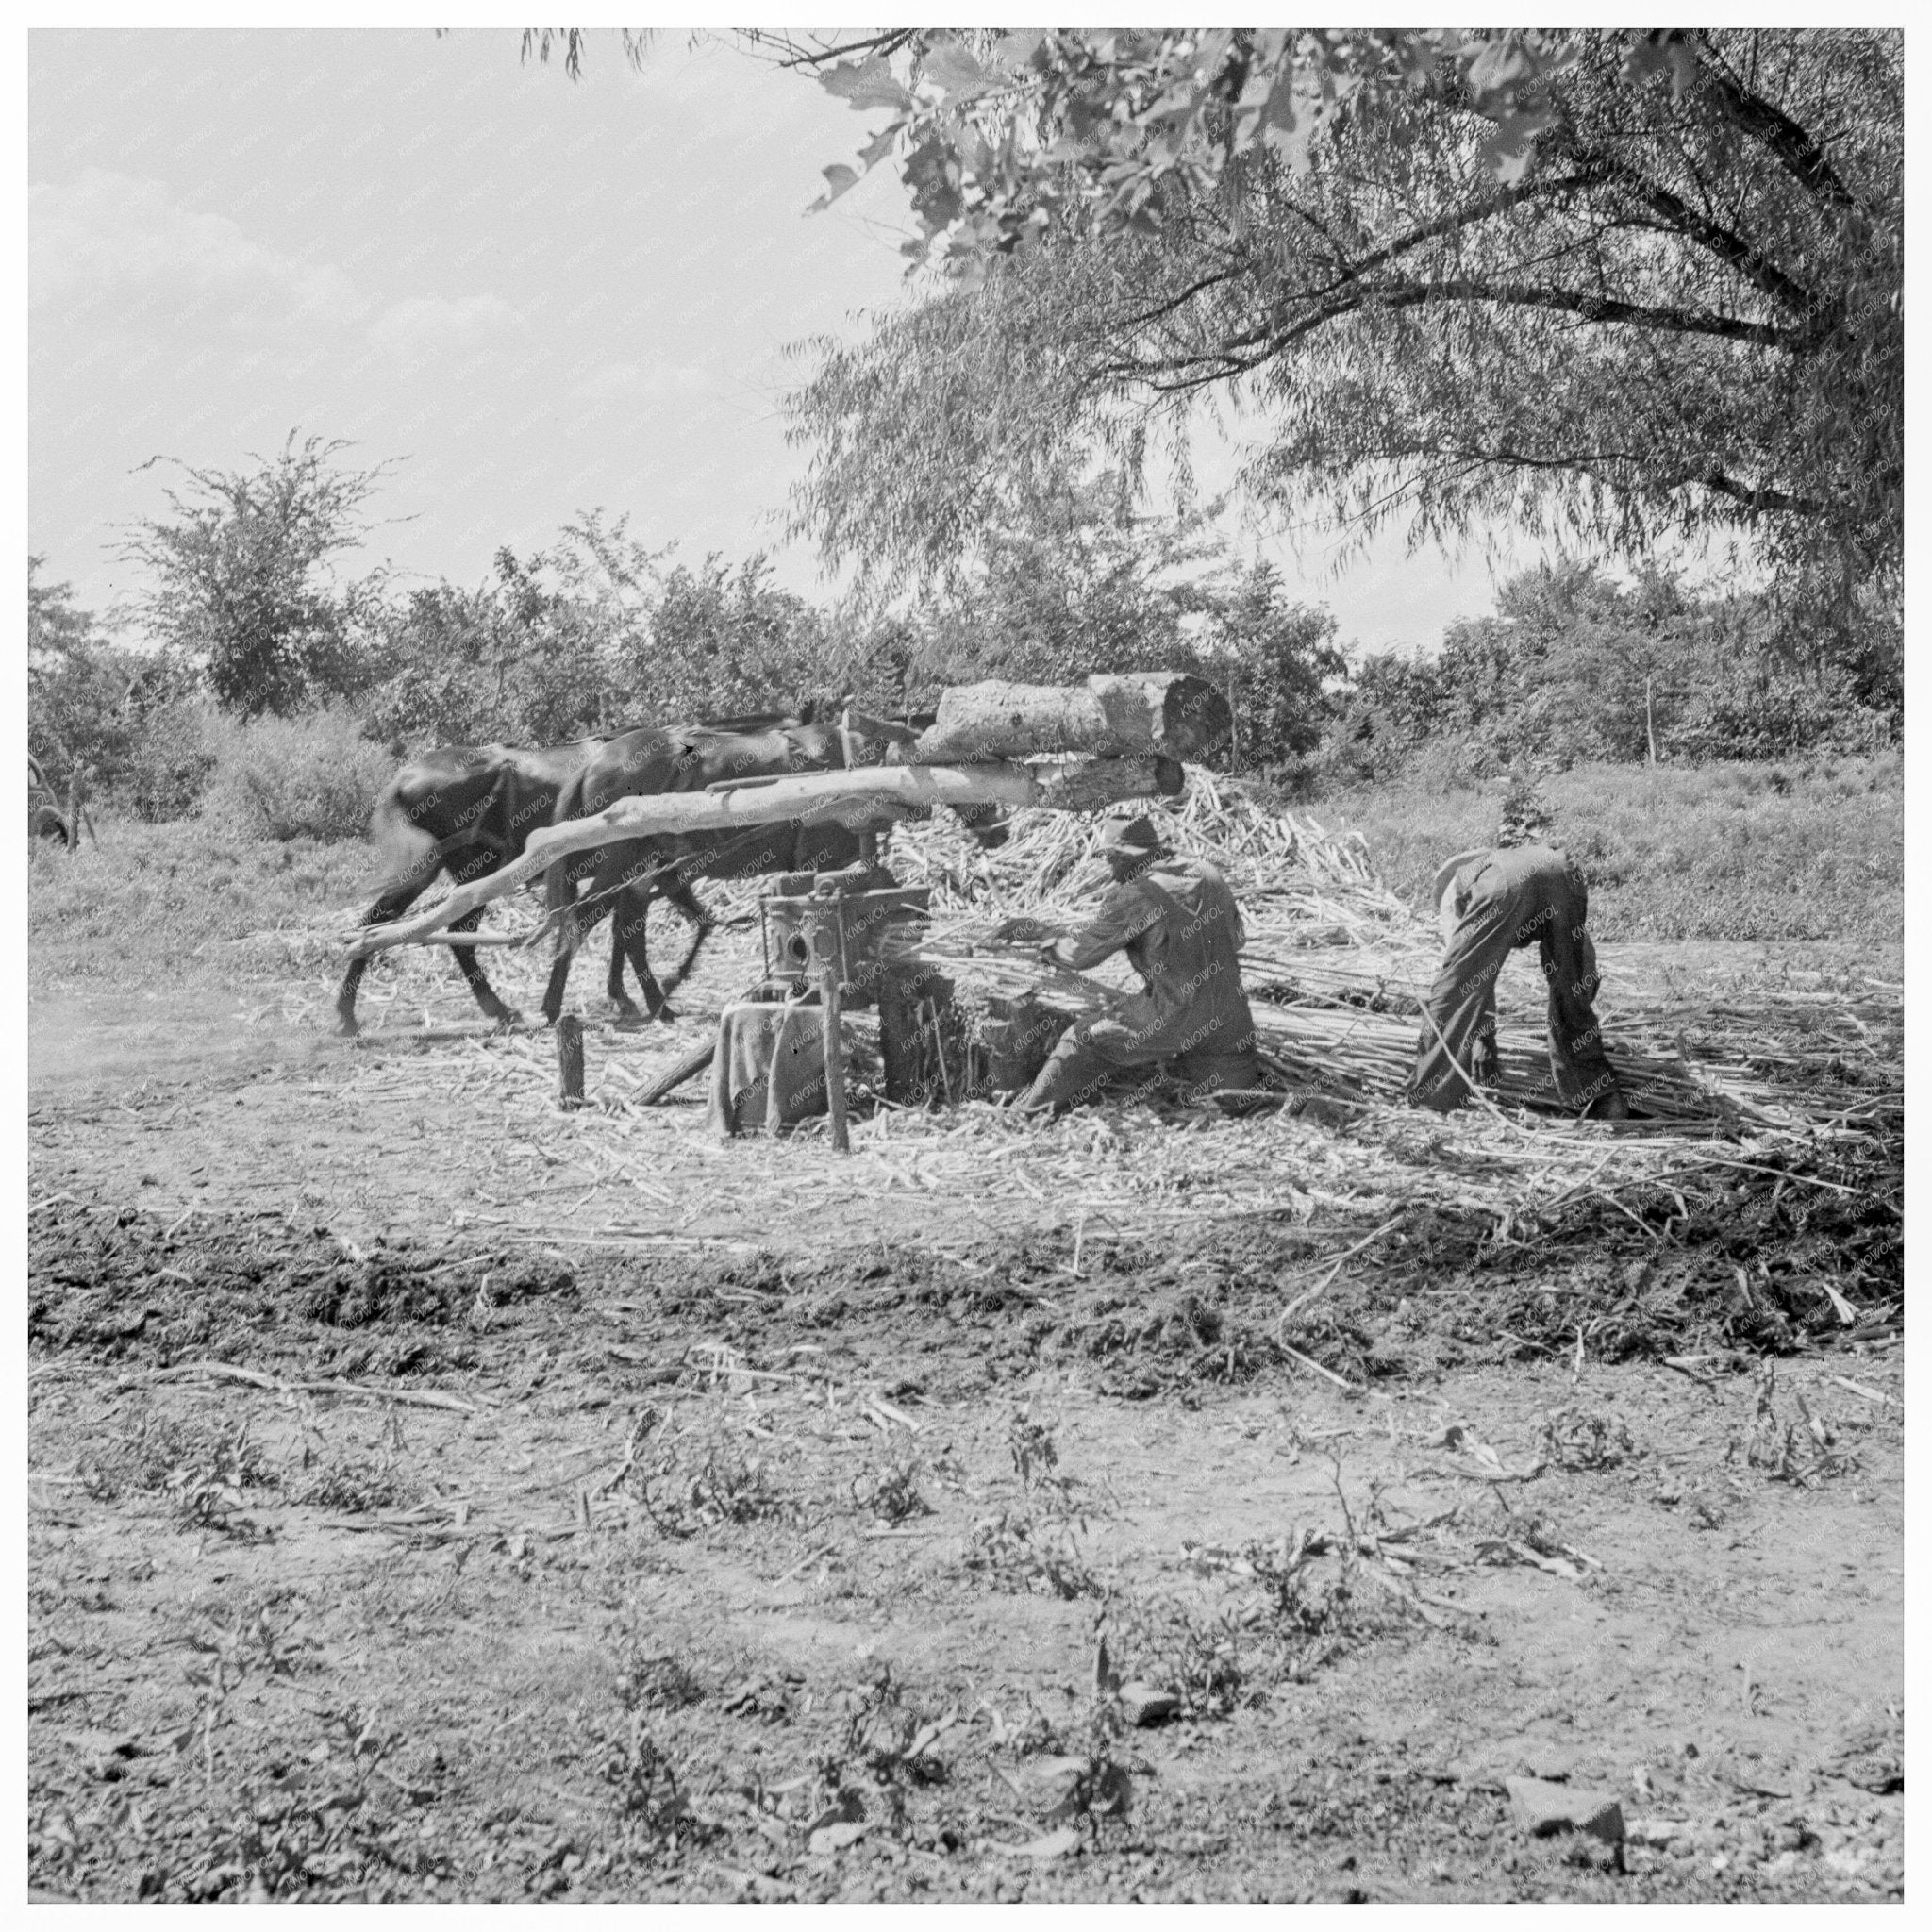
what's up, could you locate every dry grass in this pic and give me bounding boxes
[1308,752,1903,946]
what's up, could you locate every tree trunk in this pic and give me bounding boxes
[912,673,1231,762]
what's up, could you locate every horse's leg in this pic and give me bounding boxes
[445,906,520,1029]
[440,849,522,1027]
[336,872,434,1037]
[605,916,642,1021]
[658,877,716,1012]
[541,850,624,1026]
[609,884,663,1021]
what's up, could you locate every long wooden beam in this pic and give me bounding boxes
[344,755,1182,959]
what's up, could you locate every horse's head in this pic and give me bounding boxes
[836,707,921,767]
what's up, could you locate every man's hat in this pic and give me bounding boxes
[1429,848,1490,914]
[1098,814,1165,857]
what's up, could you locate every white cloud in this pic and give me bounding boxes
[366,294,525,367]
[569,359,712,404]
[30,167,366,328]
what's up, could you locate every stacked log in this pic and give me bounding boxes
[911,672,1231,763]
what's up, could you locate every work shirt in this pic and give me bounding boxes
[1054,856,1255,1063]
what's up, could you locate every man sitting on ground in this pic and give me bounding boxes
[1017,815,1258,1115]
[1409,842,1629,1119]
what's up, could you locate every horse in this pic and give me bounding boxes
[335,713,809,1036]
[538,713,1008,1025]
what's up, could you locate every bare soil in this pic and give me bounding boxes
[27,934,1904,1903]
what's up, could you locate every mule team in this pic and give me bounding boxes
[340,717,1626,1121]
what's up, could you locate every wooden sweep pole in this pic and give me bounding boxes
[344,755,1182,960]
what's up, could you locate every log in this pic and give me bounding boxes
[635,1038,720,1108]
[912,673,1231,763]
[344,756,1181,959]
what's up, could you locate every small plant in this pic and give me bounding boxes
[853,1445,933,1525]
[1735,1362,1859,1487]
[615,1643,708,1715]
[165,1420,276,1537]
[171,1707,432,1901]
[1001,1681,1135,1836]
[293,1443,413,1515]
[171,1603,317,1787]
[635,1418,795,1537]
[1538,1404,1639,1471]
[602,1716,691,1840]
[834,1660,954,1790]
[1242,1536,1361,1652]
[79,1404,274,1506]
[961,1507,1102,1601]
[1108,1596,1253,1717]
[1008,1409,1059,1489]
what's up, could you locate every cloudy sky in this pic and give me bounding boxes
[30,28,1525,655]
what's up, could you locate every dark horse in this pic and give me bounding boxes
[336,717,807,1036]
[539,713,1008,1025]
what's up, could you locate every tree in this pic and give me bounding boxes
[28,558,126,779]
[905,473,1222,696]
[643,553,837,722]
[772,29,1900,647]
[1200,562,1346,771]
[1321,557,1895,777]
[121,434,394,718]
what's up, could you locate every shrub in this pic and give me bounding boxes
[116,698,219,823]
[1667,670,1892,763]
[200,705,393,841]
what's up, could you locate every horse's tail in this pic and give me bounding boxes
[368,782,443,897]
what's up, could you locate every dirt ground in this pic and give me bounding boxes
[27,930,1905,1903]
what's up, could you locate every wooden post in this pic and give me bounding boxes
[819,961,849,1153]
[1645,675,1657,767]
[65,766,85,851]
[558,1015,585,1109]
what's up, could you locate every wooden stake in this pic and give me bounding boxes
[558,1015,586,1110]
[820,961,849,1153]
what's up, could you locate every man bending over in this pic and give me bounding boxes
[1409,843,1628,1119]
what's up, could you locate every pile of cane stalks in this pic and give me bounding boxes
[855,766,1902,1349]
[881,767,1899,1134]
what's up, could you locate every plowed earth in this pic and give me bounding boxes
[27,930,1903,1904]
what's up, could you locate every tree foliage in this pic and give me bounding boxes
[28,558,132,781]
[358,515,845,755]
[120,435,394,719]
[1324,558,1896,783]
[779,28,1902,647]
